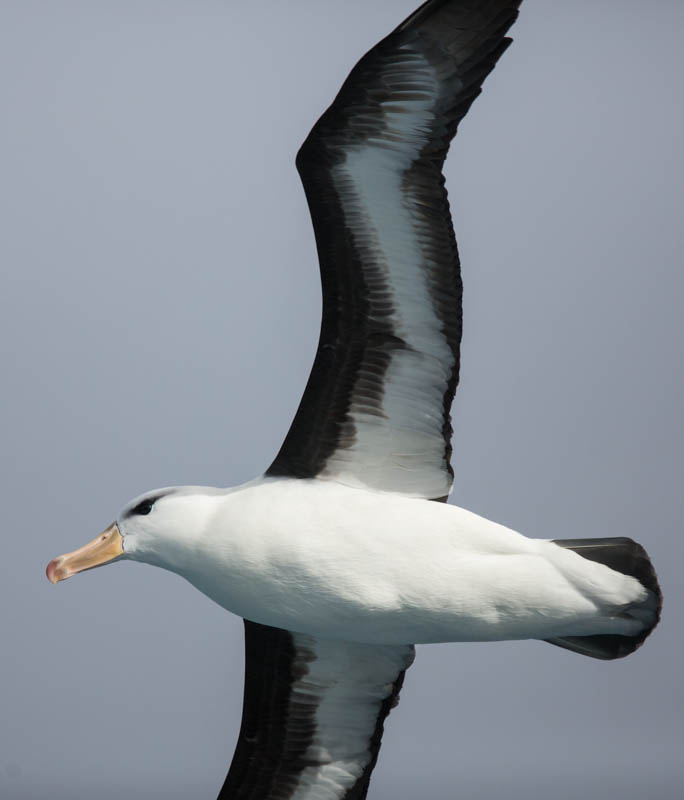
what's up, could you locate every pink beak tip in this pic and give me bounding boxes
[46,558,62,584]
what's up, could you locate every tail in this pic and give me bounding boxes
[545,537,662,660]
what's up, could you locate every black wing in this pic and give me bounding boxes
[267,0,521,500]
[218,621,414,800]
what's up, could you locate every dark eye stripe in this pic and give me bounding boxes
[130,498,156,516]
[126,492,169,518]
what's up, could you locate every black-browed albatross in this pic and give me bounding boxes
[46,1,662,798]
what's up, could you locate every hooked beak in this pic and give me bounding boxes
[46,522,124,584]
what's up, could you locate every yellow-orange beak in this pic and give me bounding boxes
[46,522,124,584]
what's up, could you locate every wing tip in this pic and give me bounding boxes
[396,0,522,36]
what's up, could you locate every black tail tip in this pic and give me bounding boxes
[546,537,662,661]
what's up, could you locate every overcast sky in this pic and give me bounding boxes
[2,1,683,798]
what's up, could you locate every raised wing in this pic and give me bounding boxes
[267,0,521,500]
[218,621,414,800]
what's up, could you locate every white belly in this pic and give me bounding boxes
[173,478,646,644]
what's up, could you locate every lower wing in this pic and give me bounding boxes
[218,621,414,800]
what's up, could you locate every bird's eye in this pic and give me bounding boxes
[130,498,156,516]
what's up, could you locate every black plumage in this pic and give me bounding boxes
[218,623,316,800]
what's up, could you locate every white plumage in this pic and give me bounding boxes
[119,480,652,645]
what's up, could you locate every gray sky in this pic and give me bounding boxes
[2,1,683,798]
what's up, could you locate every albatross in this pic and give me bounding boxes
[46,1,662,798]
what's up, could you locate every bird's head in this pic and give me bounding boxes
[46,488,218,583]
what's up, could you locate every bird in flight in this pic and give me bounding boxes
[46,1,661,798]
